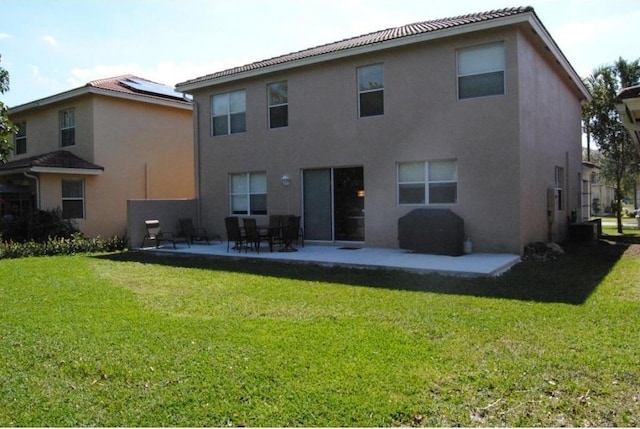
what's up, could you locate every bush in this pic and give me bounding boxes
[0,208,78,243]
[0,233,126,259]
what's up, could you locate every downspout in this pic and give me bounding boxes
[23,172,40,209]
[144,163,149,199]
[192,98,202,225]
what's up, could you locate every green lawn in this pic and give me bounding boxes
[1,239,639,427]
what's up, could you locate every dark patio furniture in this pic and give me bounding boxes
[242,218,264,253]
[224,216,247,252]
[398,209,464,256]
[267,214,286,248]
[279,215,301,252]
[141,219,190,249]
[268,214,304,249]
[179,217,222,245]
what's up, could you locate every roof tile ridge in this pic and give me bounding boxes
[86,74,136,88]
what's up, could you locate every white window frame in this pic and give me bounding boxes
[211,90,246,136]
[61,179,85,219]
[60,108,75,147]
[398,160,458,205]
[358,63,384,117]
[457,41,505,100]
[229,172,267,215]
[268,81,288,129]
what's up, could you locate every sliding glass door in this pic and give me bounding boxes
[303,167,364,242]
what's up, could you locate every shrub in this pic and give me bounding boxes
[0,208,78,243]
[0,233,126,259]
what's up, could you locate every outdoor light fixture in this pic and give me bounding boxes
[281,174,290,186]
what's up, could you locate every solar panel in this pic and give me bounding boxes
[120,77,186,100]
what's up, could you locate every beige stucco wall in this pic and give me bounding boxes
[516,29,584,247]
[10,96,95,161]
[7,93,194,240]
[191,26,584,254]
[127,198,197,248]
[89,95,195,238]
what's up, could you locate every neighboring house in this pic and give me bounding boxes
[617,85,640,157]
[582,161,616,215]
[175,6,590,255]
[616,85,640,209]
[0,75,194,239]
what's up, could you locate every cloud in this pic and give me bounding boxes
[551,8,640,76]
[42,35,58,47]
[67,63,145,88]
[145,60,241,86]
[0,33,12,40]
[30,65,58,86]
[67,60,236,88]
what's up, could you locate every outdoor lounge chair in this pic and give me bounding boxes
[141,219,190,249]
[179,217,222,245]
[224,216,247,252]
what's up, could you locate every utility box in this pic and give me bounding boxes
[398,208,465,256]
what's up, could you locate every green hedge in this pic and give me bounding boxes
[0,233,126,259]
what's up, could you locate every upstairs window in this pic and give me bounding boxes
[358,64,384,117]
[62,179,84,219]
[229,172,267,215]
[457,42,505,99]
[212,90,246,136]
[60,109,75,147]
[268,81,288,129]
[398,160,457,205]
[15,121,26,155]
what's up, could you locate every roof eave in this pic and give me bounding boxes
[9,87,192,114]
[0,167,31,176]
[177,11,590,100]
[30,166,104,175]
[9,87,93,113]
[0,166,104,175]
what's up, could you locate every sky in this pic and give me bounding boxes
[1,0,639,107]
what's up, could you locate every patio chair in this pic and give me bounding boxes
[267,214,286,248]
[224,216,247,252]
[268,214,303,249]
[141,219,190,249]
[179,217,222,245]
[242,218,264,253]
[280,215,301,252]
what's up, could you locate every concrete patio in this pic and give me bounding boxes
[141,241,521,277]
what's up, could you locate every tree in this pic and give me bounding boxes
[582,58,640,233]
[0,54,17,163]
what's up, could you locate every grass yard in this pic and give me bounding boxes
[1,237,639,426]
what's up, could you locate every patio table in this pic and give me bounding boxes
[257,225,282,252]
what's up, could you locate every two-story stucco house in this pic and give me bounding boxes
[176,7,590,255]
[1,75,194,239]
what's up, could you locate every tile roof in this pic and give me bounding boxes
[88,75,189,102]
[0,150,104,172]
[178,6,534,88]
[9,75,192,112]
